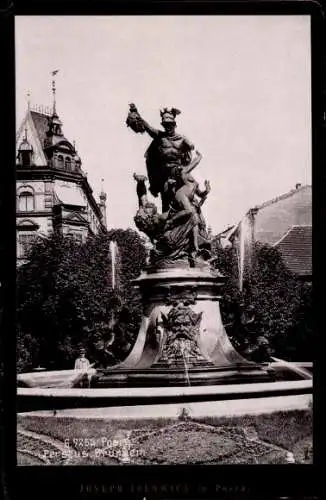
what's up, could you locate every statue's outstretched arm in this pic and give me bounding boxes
[141,119,160,139]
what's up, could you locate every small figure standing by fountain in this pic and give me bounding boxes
[74,347,91,388]
[74,348,90,372]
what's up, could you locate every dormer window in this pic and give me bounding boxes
[49,116,63,136]
[73,153,81,170]
[57,154,64,168]
[65,156,71,170]
[17,134,33,167]
[22,151,32,166]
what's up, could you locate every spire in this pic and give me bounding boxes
[51,70,59,116]
[45,70,63,143]
[26,90,31,111]
[100,178,106,199]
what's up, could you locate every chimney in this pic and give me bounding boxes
[295,183,302,189]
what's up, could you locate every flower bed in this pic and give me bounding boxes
[17,416,173,454]
[17,409,312,465]
[128,421,287,465]
[194,409,312,458]
[17,433,67,465]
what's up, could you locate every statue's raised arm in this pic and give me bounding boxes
[126,103,160,139]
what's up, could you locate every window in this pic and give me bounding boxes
[21,151,32,167]
[65,157,71,170]
[17,233,37,259]
[57,155,64,168]
[18,191,34,212]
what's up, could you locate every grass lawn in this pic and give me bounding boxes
[17,409,312,464]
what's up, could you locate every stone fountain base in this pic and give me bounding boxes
[94,266,271,387]
[92,365,271,388]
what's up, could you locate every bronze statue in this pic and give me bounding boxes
[127,104,195,212]
[133,176,168,244]
[128,105,213,268]
[165,151,211,262]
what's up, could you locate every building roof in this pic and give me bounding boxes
[16,109,73,166]
[16,110,48,165]
[29,111,50,148]
[30,111,70,147]
[216,185,311,238]
[252,184,311,212]
[274,225,312,277]
[253,184,311,246]
[16,104,107,229]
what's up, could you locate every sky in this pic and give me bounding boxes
[15,15,311,233]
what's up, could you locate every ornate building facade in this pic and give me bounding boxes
[16,89,107,264]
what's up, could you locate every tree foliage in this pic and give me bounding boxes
[16,229,147,372]
[16,229,312,372]
[211,239,312,361]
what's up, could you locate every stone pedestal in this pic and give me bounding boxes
[94,267,271,387]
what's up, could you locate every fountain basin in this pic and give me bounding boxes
[17,368,97,388]
[17,378,312,415]
[93,365,273,387]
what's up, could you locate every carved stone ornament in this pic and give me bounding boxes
[160,292,202,363]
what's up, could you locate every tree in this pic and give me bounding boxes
[211,238,312,361]
[16,229,147,372]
